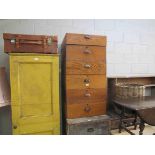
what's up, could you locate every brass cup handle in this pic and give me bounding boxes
[84,79,90,83]
[83,49,92,54]
[84,64,91,68]
[84,35,91,39]
[84,105,91,112]
[85,93,91,97]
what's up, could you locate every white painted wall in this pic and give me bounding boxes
[0,19,155,78]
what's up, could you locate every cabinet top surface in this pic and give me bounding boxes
[9,53,60,56]
[113,96,155,111]
[64,33,106,46]
[65,33,106,37]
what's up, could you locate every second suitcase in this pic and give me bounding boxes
[67,115,111,135]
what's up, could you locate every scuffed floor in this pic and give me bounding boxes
[111,125,155,135]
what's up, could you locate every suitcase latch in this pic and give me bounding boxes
[87,128,94,132]
[47,37,52,45]
[10,39,16,44]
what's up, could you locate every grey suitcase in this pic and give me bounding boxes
[67,115,111,135]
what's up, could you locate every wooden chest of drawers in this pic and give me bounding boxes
[62,33,107,119]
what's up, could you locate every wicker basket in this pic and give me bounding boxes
[114,83,144,115]
[115,83,144,99]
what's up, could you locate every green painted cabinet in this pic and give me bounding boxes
[10,53,60,135]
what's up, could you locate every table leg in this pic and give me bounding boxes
[139,119,145,135]
[134,113,137,130]
[119,107,124,133]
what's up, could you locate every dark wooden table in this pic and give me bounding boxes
[113,96,155,135]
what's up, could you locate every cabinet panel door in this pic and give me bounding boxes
[10,55,60,135]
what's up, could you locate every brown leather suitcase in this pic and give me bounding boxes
[3,33,58,54]
[61,33,107,119]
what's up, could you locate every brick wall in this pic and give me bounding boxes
[0,19,155,77]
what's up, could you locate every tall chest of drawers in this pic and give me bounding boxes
[61,33,107,119]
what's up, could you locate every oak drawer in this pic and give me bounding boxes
[66,102,106,119]
[66,45,106,61]
[65,33,106,46]
[66,61,106,75]
[66,88,107,104]
[66,75,107,90]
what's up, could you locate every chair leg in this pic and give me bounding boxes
[119,108,124,133]
[139,119,145,135]
[119,122,122,133]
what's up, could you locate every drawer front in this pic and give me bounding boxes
[66,45,106,61]
[66,75,107,90]
[66,88,107,104]
[65,33,106,46]
[66,102,106,119]
[66,61,106,75]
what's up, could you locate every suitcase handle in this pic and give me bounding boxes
[19,40,42,45]
[14,36,52,49]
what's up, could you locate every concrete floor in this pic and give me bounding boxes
[111,125,155,135]
[0,106,12,135]
[1,106,155,135]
